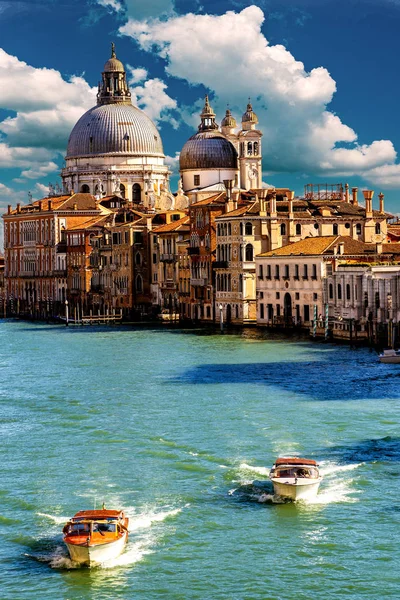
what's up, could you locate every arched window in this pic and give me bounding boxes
[119,183,126,198]
[254,142,258,155]
[81,184,90,193]
[217,274,220,291]
[329,283,333,299]
[375,223,381,235]
[356,223,362,235]
[296,223,301,235]
[245,243,253,261]
[338,284,342,300]
[239,274,243,292]
[132,183,141,203]
[136,275,143,293]
[135,252,141,265]
[240,222,243,236]
[245,222,252,236]
[280,223,286,236]
[333,223,338,235]
[247,142,253,156]
[346,284,351,300]
[228,223,231,236]
[375,291,380,309]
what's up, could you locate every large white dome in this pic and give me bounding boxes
[66,103,164,159]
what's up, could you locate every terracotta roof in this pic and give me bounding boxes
[258,235,375,257]
[153,215,190,233]
[191,192,226,206]
[382,243,400,254]
[67,216,108,230]
[259,236,338,257]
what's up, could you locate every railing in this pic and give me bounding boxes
[161,280,176,289]
[191,278,206,286]
[160,253,177,262]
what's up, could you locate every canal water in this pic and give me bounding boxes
[0,321,399,599]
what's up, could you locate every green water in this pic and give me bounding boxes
[0,321,399,599]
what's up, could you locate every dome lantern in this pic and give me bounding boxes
[97,43,132,106]
[221,108,237,129]
[198,95,219,132]
[242,99,258,130]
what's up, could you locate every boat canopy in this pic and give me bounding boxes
[71,510,124,521]
[274,457,317,467]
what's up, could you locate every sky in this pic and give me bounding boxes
[1,0,400,242]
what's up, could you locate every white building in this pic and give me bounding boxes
[179,97,262,195]
[61,44,172,209]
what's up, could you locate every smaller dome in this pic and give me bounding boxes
[103,57,124,72]
[221,109,237,129]
[180,131,238,171]
[242,102,258,124]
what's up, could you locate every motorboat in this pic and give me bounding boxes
[269,457,322,501]
[63,508,129,566]
[379,349,400,364]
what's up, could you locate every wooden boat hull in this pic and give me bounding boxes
[271,478,321,501]
[66,531,128,566]
[379,356,400,364]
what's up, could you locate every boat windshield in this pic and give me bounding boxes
[274,467,319,478]
[68,523,90,535]
[93,522,116,533]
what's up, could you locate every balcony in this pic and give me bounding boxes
[161,280,177,290]
[213,261,229,269]
[191,278,206,286]
[188,247,200,255]
[160,253,177,262]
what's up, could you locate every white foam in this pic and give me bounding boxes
[128,506,182,532]
[37,512,69,525]
[319,461,364,477]
[238,463,270,477]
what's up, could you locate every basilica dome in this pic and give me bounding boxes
[66,103,164,159]
[179,130,238,170]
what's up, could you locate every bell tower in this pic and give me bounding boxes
[238,101,263,190]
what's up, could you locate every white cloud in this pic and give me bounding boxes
[96,0,123,11]
[35,182,50,195]
[0,48,96,184]
[0,182,14,197]
[165,151,180,174]
[120,5,398,180]
[132,78,179,127]
[364,164,400,189]
[127,65,148,84]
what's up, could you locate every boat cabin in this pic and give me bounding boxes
[271,457,319,479]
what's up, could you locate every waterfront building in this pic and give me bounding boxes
[0,255,4,317]
[61,44,172,208]
[256,235,395,329]
[323,250,400,341]
[214,186,393,324]
[152,216,190,317]
[2,193,111,317]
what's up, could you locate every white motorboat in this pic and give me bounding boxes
[269,457,322,501]
[379,349,400,364]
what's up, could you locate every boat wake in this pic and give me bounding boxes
[33,504,185,570]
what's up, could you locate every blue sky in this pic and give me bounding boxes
[1,0,400,228]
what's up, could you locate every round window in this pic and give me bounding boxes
[314,223,319,229]
[345,223,350,229]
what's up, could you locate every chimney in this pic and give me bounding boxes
[70,189,74,196]
[259,188,267,215]
[38,200,43,211]
[270,191,277,217]
[338,242,345,255]
[345,183,350,203]
[146,216,153,231]
[287,193,294,218]
[7,204,11,215]
[362,190,374,217]
[48,200,52,211]
[351,187,358,206]
[16,203,21,213]
[73,202,78,211]
[376,242,383,254]
[379,192,384,213]
[223,179,235,213]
